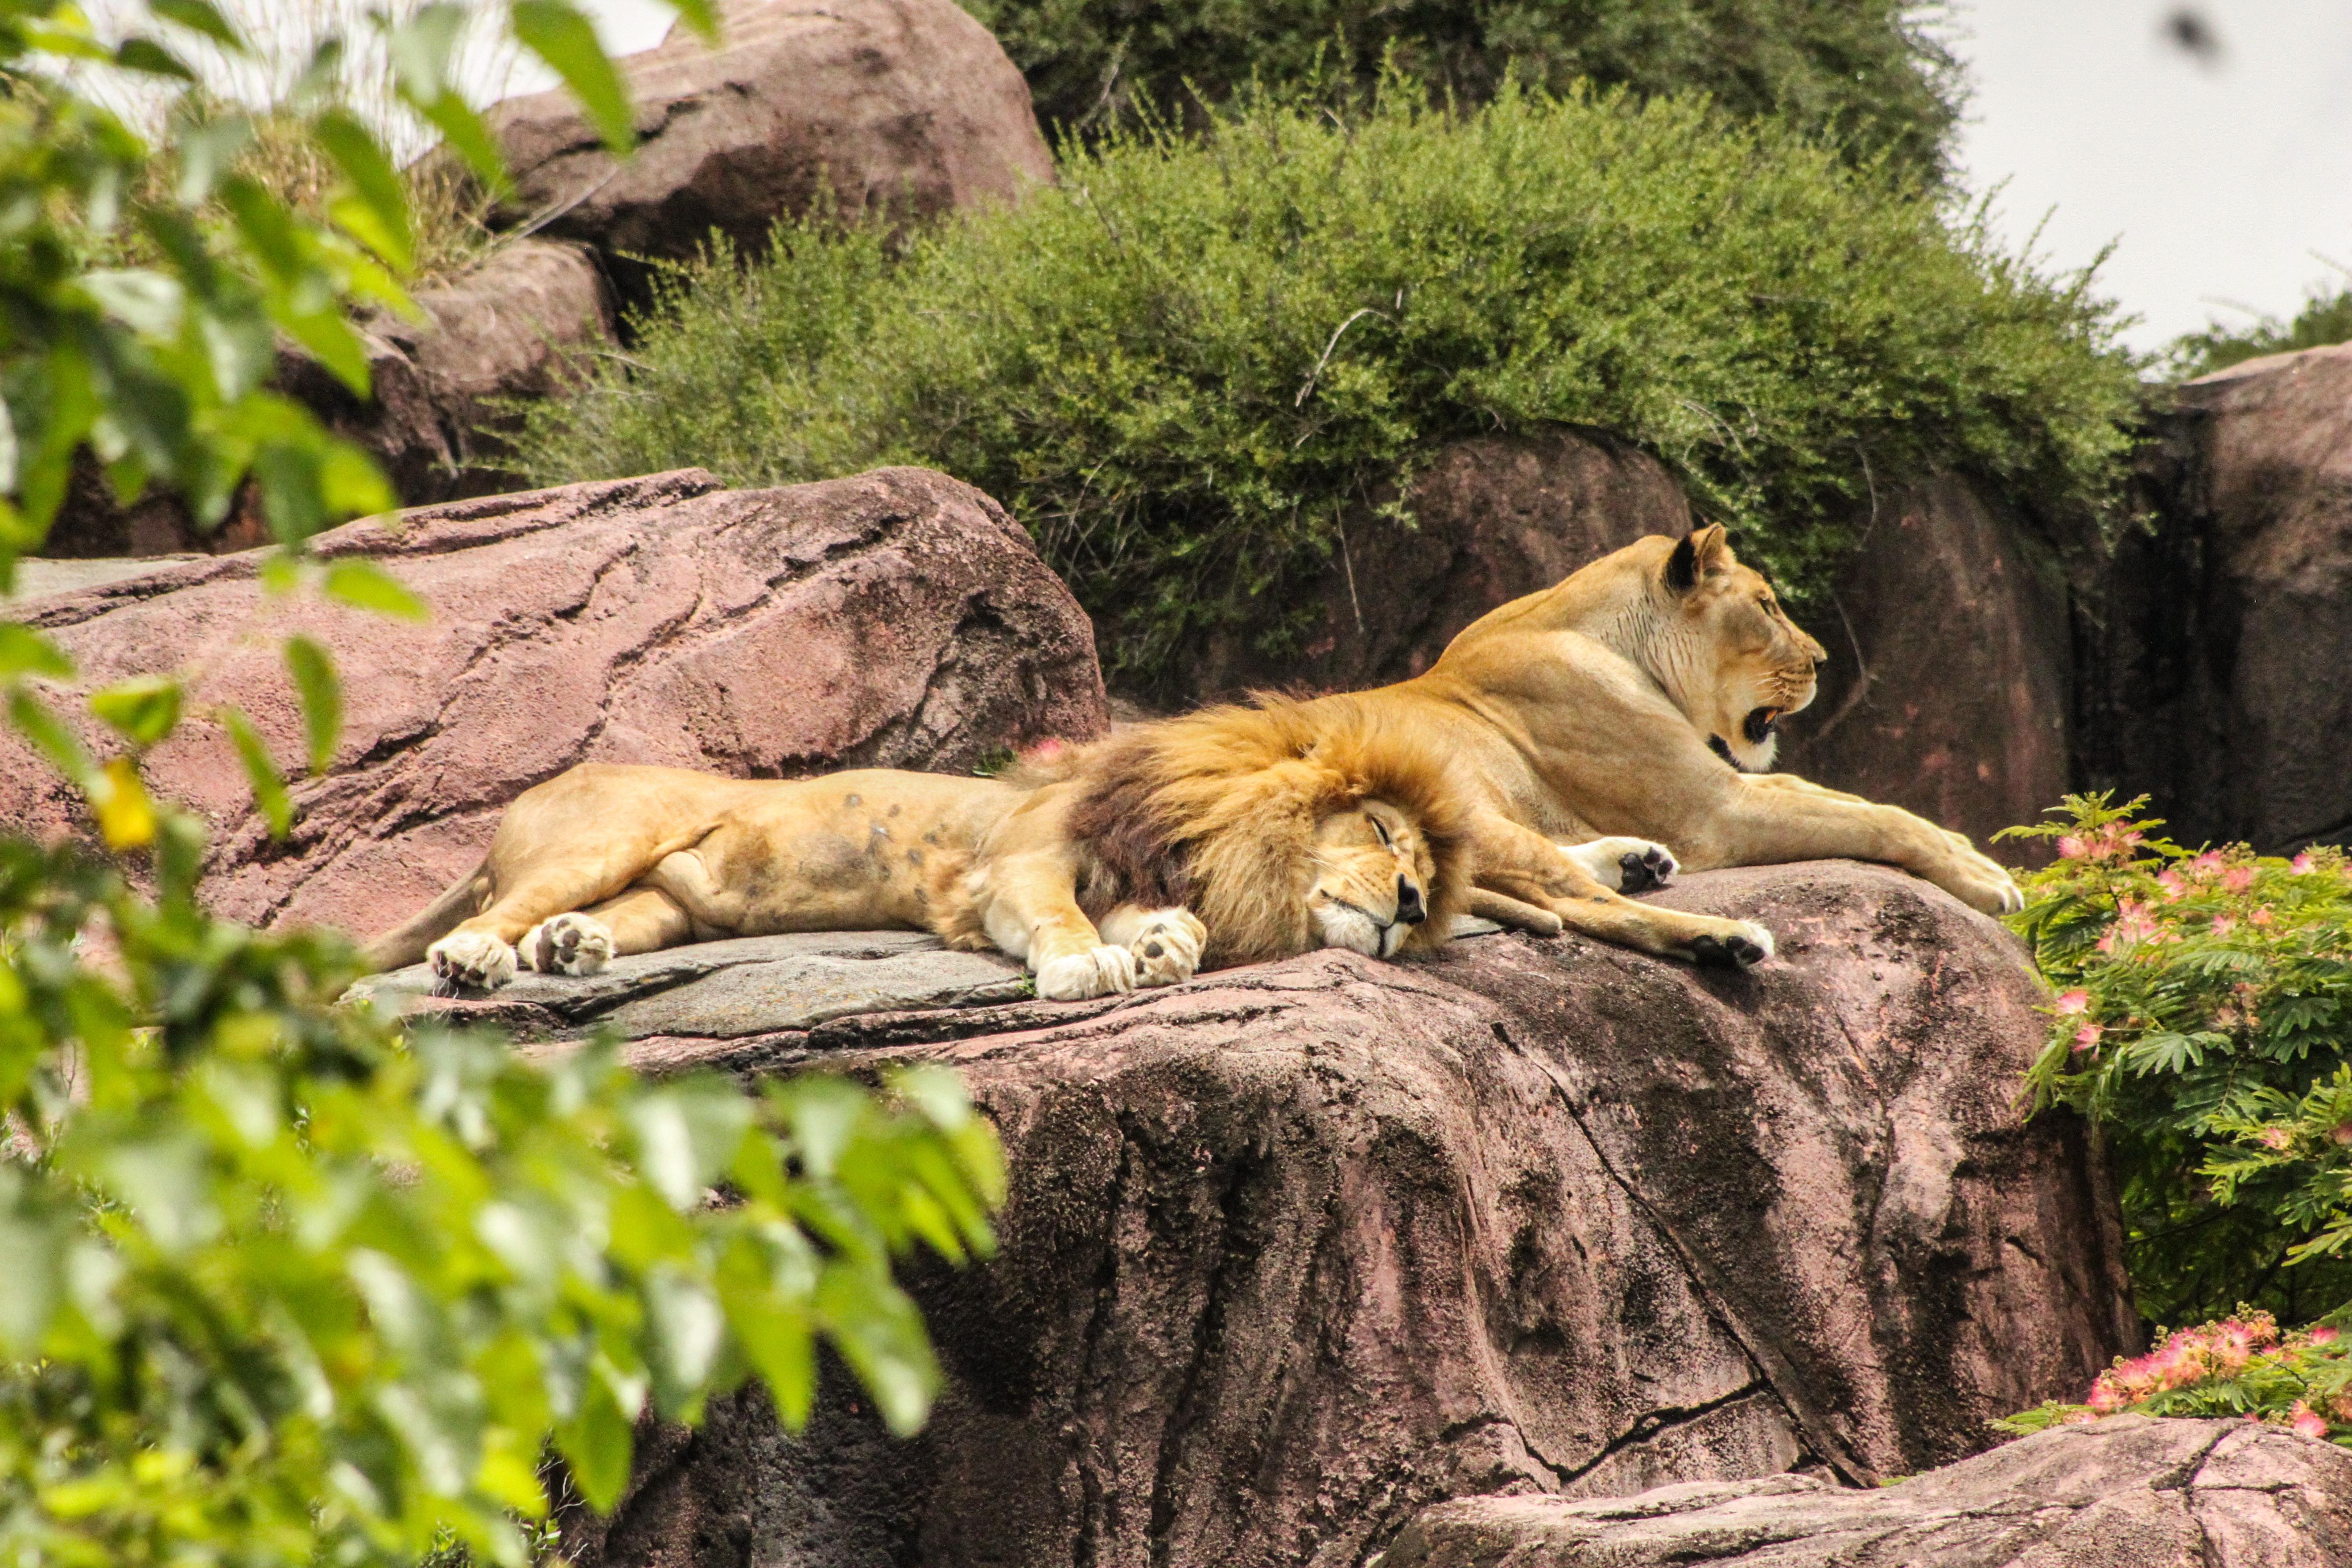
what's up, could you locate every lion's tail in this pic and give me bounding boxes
[360,860,491,973]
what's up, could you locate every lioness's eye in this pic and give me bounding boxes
[1371,816,1393,847]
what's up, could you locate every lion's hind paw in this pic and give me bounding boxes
[521,912,614,977]
[427,930,519,992]
[1100,906,1208,987]
[1688,921,1774,970]
[1036,945,1139,1001]
[1561,836,1679,893]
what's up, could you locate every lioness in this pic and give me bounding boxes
[365,697,1639,1000]
[1278,524,2023,966]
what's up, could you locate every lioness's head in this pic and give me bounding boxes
[1055,697,1471,967]
[1645,524,1826,772]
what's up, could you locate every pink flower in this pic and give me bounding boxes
[2055,989,2091,1016]
[2333,1122,2352,1147]
[2210,915,2237,938]
[2060,1407,2100,1425]
[2252,906,2275,927]
[2074,1023,2104,1050]
[2058,834,2089,860]
[2258,1126,2294,1151]
[2309,1326,2340,1345]
[2224,865,2256,893]
[2096,931,2117,954]
[2292,1402,2331,1440]
[2156,870,2187,901]
[2293,852,2316,874]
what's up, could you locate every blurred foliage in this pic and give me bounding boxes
[968,0,1964,186]
[2167,282,2352,380]
[2001,794,2352,1329]
[514,83,2140,694]
[0,1,1004,1563]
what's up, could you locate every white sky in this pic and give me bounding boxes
[564,0,2352,356]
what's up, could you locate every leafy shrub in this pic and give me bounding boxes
[2168,282,2352,380]
[2002,795,2352,1329]
[1999,1311,2352,1444]
[514,86,2140,691]
[965,0,1963,185]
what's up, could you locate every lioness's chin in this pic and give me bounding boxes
[1313,902,1386,958]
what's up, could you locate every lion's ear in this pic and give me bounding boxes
[1666,524,1731,594]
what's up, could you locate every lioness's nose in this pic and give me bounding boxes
[1396,876,1426,925]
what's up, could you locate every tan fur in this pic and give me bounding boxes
[362,701,1472,999]
[1276,524,2023,965]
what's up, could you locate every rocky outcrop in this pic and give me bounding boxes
[1379,1416,2352,1567]
[37,240,617,555]
[488,0,1055,271]
[2082,343,2352,854]
[0,467,1107,939]
[1773,473,2073,859]
[551,861,2136,1568]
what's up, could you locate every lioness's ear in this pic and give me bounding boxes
[1665,533,1700,594]
[1693,523,1732,573]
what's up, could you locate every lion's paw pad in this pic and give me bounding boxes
[1037,946,1138,1001]
[1129,910,1207,987]
[1617,844,1678,894]
[427,931,519,992]
[521,913,614,977]
[1561,835,1679,892]
[1689,922,1774,970]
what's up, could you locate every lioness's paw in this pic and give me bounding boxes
[427,930,518,991]
[1945,851,2026,917]
[1128,909,1207,988]
[1036,945,1139,1001]
[520,912,614,977]
[1561,836,1679,893]
[1687,921,1775,970]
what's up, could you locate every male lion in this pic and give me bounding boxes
[1276,524,2023,966]
[362,696,1580,1000]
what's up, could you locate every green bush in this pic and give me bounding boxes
[2168,282,2352,380]
[2002,795,2352,1330]
[965,0,1962,185]
[514,87,2140,692]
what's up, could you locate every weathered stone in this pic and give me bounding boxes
[0,467,1108,941]
[487,0,1055,269]
[2083,342,2352,854]
[1773,472,2073,860]
[558,862,2137,1568]
[1377,1417,2352,1568]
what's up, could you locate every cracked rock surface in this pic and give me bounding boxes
[0,467,1106,939]
[1378,1416,2352,1567]
[558,862,2139,1568]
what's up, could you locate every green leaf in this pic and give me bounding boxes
[0,1170,68,1356]
[89,676,183,747]
[630,1080,753,1210]
[219,703,293,835]
[113,35,196,79]
[173,113,252,203]
[283,635,340,774]
[667,0,720,42]
[7,687,93,782]
[512,0,636,155]
[389,5,513,195]
[0,625,73,681]
[81,270,186,337]
[314,109,414,271]
[150,0,245,49]
[323,558,429,621]
[556,1370,637,1513]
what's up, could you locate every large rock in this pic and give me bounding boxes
[488,0,1055,269]
[36,240,617,555]
[0,466,1107,939]
[1379,1416,2352,1567]
[2082,343,2352,854]
[1772,473,2073,860]
[557,862,2136,1568]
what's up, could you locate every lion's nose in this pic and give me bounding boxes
[1396,876,1426,925]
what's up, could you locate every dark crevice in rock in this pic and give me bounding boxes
[1559,1382,1774,1486]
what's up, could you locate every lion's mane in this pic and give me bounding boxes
[1022,694,1474,966]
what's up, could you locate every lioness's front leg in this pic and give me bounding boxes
[1685,779,2023,916]
[1470,811,1773,968]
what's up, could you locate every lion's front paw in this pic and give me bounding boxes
[520,912,614,977]
[1036,946,1139,1001]
[1561,836,1679,893]
[1687,920,1775,970]
[1128,909,1206,988]
[427,930,519,991]
[1944,851,2026,917]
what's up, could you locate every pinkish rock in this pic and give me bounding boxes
[488,0,1055,267]
[0,466,1106,939]
[1379,1416,2352,1567]
[555,861,2136,1568]
[2088,342,2352,855]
